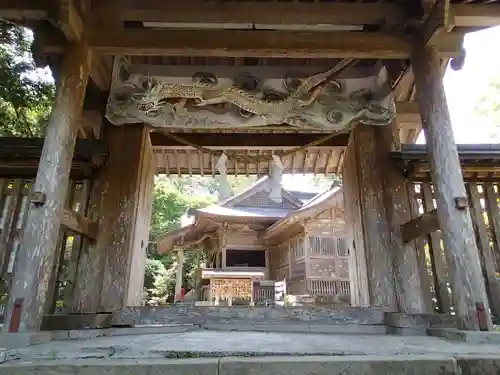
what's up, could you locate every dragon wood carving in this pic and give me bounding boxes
[106,57,396,130]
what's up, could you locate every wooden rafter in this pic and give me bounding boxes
[185,150,191,176]
[41,28,463,59]
[325,149,335,176]
[313,150,321,176]
[3,1,499,29]
[211,154,216,177]
[162,149,169,176]
[173,149,181,177]
[198,150,204,177]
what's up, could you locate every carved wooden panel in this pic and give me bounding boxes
[106,57,395,131]
[211,278,252,300]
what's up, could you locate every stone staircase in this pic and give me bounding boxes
[109,305,456,335]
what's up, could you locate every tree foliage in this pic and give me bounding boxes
[475,76,500,130]
[146,178,216,302]
[0,22,55,137]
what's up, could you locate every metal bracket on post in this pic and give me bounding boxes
[29,191,46,207]
[454,196,468,210]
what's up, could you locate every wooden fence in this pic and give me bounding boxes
[0,178,91,317]
[409,181,500,318]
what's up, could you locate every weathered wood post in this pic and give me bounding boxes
[174,248,184,302]
[412,43,492,330]
[3,40,91,332]
[71,124,155,313]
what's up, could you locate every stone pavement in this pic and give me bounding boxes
[1,330,500,374]
[4,330,500,360]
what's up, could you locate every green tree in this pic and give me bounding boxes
[474,76,500,138]
[0,22,55,137]
[147,178,215,302]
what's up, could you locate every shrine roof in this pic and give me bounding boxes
[264,186,344,240]
[197,205,290,220]
[155,177,328,252]
[390,143,500,181]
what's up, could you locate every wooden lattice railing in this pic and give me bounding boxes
[405,181,500,318]
[0,178,93,317]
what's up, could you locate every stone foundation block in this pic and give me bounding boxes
[0,332,52,349]
[384,313,456,329]
[219,355,458,375]
[42,313,112,330]
[0,358,219,375]
[457,356,500,375]
[309,323,387,335]
[428,328,500,344]
[386,326,427,336]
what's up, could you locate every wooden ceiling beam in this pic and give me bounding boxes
[40,27,463,59]
[2,2,499,28]
[57,0,84,41]
[114,0,402,26]
[89,29,463,59]
[0,0,500,27]
[150,133,350,148]
[453,4,500,28]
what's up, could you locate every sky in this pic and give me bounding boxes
[283,25,500,192]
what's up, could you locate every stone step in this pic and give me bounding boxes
[202,322,387,335]
[0,355,498,375]
[112,306,387,327]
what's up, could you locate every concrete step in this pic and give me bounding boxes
[0,355,499,375]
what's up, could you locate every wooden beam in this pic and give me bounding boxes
[3,1,500,29]
[57,0,84,41]
[115,0,403,25]
[89,54,112,91]
[199,150,204,177]
[421,0,453,46]
[151,133,348,148]
[325,149,335,176]
[401,209,439,243]
[78,110,102,139]
[453,4,500,28]
[396,102,421,125]
[60,209,98,241]
[41,28,464,59]
[0,0,49,20]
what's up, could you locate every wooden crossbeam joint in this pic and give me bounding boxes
[401,208,439,243]
[420,0,454,46]
[53,0,84,41]
[60,209,98,241]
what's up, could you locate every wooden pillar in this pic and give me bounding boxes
[412,43,492,330]
[174,248,184,302]
[375,123,427,313]
[3,41,91,332]
[343,123,426,312]
[71,124,155,312]
[343,137,370,307]
[222,247,227,268]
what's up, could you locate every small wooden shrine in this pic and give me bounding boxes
[157,177,347,305]
[0,0,500,333]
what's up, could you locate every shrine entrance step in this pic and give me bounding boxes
[112,305,386,326]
